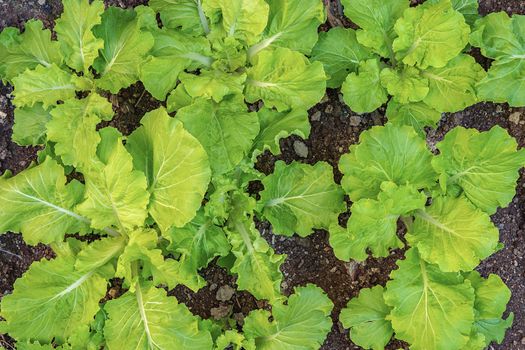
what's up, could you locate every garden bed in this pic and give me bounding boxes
[0,0,524,349]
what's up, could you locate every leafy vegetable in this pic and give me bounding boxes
[0,0,154,153]
[142,0,327,115]
[335,123,520,349]
[243,284,333,349]
[1,1,522,349]
[258,161,345,237]
[340,286,393,350]
[313,0,487,132]
[470,12,525,106]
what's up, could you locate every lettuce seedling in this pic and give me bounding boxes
[331,123,524,349]
[311,0,486,135]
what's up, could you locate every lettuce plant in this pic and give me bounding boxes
[140,0,327,112]
[470,12,525,107]
[0,0,343,347]
[0,105,339,349]
[330,123,524,350]
[0,0,155,151]
[311,0,487,134]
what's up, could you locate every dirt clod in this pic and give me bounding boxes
[216,285,235,302]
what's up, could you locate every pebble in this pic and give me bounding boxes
[293,140,308,158]
[349,115,362,126]
[210,305,231,320]
[496,105,503,113]
[37,0,45,5]
[215,285,235,302]
[311,111,322,122]
[521,337,525,345]
[325,105,334,114]
[0,111,6,120]
[509,111,521,124]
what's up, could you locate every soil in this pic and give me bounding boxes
[0,1,524,350]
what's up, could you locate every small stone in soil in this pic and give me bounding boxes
[293,140,308,158]
[311,111,322,122]
[210,305,232,320]
[349,115,362,126]
[509,112,521,124]
[216,285,235,302]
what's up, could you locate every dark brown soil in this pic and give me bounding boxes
[0,1,524,350]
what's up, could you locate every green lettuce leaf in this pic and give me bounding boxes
[166,210,230,291]
[255,0,325,55]
[115,228,179,290]
[422,54,486,112]
[12,64,85,109]
[258,161,345,237]
[393,0,470,69]
[167,84,194,112]
[140,29,212,100]
[227,217,284,302]
[204,0,269,46]
[226,192,284,302]
[339,124,437,201]
[432,126,525,214]
[341,58,388,113]
[180,70,246,103]
[77,131,150,232]
[126,108,211,232]
[176,95,259,175]
[215,330,253,350]
[332,182,425,261]
[408,196,499,272]
[0,20,62,83]
[75,235,127,273]
[47,93,113,169]
[470,13,525,106]
[385,100,441,136]
[55,0,104,72]
[429,0,479,26]
[465,272,514,347]
[104,283,213,350]
[0,254,107,344]
[385,248,475,350]
[243,284,333,349]
[380,66,429,104]
[12,103,51,146]
[209,36,247,72]
[341,0,409,58]
[246,47,326,111]
[93,7,154,93]
[251,108,310,158]
[149,0,209,36]
[0,158,88,244]
[311,27,374,88]
[340,286,393,350]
